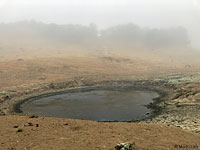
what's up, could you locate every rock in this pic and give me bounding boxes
[115,142,135,150]
[8,89,16,92]
[16,129,23,133]
[13,125,19,128]
[39,77,46,80]
[17,58,24,61]
[49,83,55,89]
[24,123,33,127]
[0,91,9,96]
[0,91,11,99]
[194,93,200,101]
[29,115,38,118]
[176,104,182,107]
[4,94,11,99]
[0,112,5,116]
[25,90,30,94]
[36,124,39,127]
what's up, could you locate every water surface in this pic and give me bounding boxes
[21,89,159,121]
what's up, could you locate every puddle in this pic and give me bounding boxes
[21,89,159,121]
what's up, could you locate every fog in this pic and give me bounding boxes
[0,0,199,48]
[0,21,190,51]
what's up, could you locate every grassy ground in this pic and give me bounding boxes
[1,50,200,149]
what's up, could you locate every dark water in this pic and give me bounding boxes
[21,89,159,121]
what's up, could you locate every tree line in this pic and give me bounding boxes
[0,21,190,49]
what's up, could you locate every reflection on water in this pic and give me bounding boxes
[21,89,159,121]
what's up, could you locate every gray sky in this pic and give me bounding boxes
[0,0,200,48]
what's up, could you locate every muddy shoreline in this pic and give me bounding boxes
[1,80,171,121]
[15,85,166,121]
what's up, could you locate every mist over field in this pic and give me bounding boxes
[0,0,200,48]
[0,0,200,65]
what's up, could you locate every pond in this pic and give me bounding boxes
[21,88,159,121]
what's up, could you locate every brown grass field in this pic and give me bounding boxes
[1,49,200,150]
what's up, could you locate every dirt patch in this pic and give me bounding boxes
[0,115,199,150]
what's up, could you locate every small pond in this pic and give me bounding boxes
[21,88,159,121]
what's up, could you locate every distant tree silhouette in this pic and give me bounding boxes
[0,21,190,50]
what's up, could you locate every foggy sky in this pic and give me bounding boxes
[0,0,200,48]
